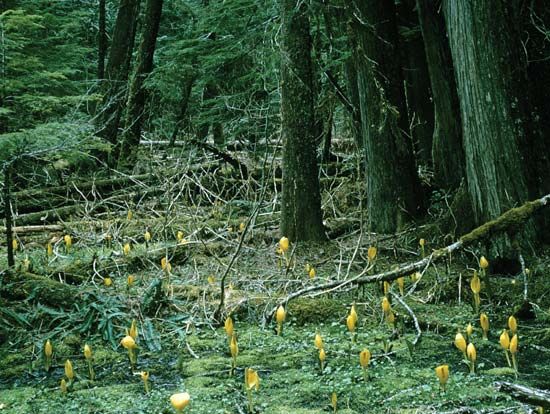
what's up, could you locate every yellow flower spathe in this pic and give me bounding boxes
[435,364,449,391]
[170,392,190,412]
[359,348,371,368]
[279,237,289,253]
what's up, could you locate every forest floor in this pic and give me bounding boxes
[1,144,550,414]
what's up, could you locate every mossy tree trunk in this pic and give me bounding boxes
[97,0,139,146]
[280,0,325,241]
[398,0,434,170]
[349,0,423,233]
[118,0,164,166]
[416,0,464,190]
[98,0,107,80]
[442,1,531,237]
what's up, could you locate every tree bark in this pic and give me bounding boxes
[398,0,434,170]
[349,0,423,233]
[416,0,464,190]
[97,0,140,147]
[98,0,107,79]
[118,0,164,166]
[443,1,531,241]
[280,0,326,241]
[169,73,196,147]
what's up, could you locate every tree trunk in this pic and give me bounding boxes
[169,74,196,147]
[97,0,140,146]
[98,0,107,79]
[416,0,464,189]
[349,0,423,233]
[442,1,531,239]
[280,0,325,241]
[118,0,164,166]
[398,0,434,170]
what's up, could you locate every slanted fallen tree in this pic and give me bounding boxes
[264,193,550,321]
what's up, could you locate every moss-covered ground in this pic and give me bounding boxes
[1,231,550,413]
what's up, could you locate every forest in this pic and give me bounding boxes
[1,0,550,413]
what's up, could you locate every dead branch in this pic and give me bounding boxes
[265,193,550,320]
[495,381,550,409]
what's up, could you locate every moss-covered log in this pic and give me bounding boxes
[0,270,82,308]
[267,193,550,320]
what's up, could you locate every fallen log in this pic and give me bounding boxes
[495,381,550,409]
[264,193,550,321]
[0,224,64,234]
[0,270,83,308]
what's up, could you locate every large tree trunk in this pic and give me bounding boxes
[97,0,140,146]
[398,0,434,170]
[442,1,531,242]
[118,0,164,166]
[280,0,325,241]
[349,0,423,233]
[98,0,107,79]
[416,0,464,189]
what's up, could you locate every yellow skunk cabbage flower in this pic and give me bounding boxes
[64,235,72,252]
[397,277,404,296]
[140,371,150,393]
[161,256,172,273]
[84,344,95,381]
[129,320,138,340]
[467,343,477,374]
[466,323,473,340]
[84,344,92,360]
[239,222,246,232]
[410,272,421,282]
[500,329,510,350]
[224,316,234,337]
[367,246,377,263]
[127,274,135,287]
[346,313,356,333]
[419,238,426,257]
[510,334,518,354]
[170,392,190,412]
[435,364,449,392]
[383,281,391,295]
[245,368,260,412]
[230,335,239,359]
[314,333,323,350]
[454,332,467,355]
[382,296,391,315]
[64,359,74,381]
[500,329,512,367]
[331,392,337,413]
[123,242,131,256]
[386,310,396,326]
[276,305,286,336]
[45,339,53,358]
[359,348,371,369]
[480,313,489,340]
[508,315,518,335]
[308,267,316,279]
[60,378,67,393]
[470,272,481,294]
[127,210,133,220]
[104,277,112,287]
[47,242,53,257]
[177,231,184,244]
[12,238,18,251]
[144,230,151,243]
[279,237,289,253]
[319,348,326,372]
[44,339,53,371]
[479,256,489,270]
[245,368,260,391]
[121,335,137,350]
